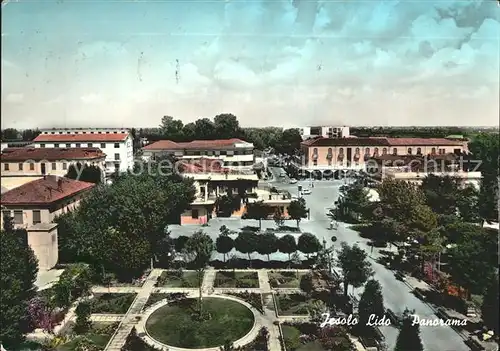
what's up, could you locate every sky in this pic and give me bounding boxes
[1,0,499,129]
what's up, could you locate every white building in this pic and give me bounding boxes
[142,138,255,170]
[31,130,133,175]
[300,126,350,140]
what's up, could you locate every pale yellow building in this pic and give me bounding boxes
[298,137,468,178]
[1,147,106,191]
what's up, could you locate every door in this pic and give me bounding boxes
[41,163,46,175]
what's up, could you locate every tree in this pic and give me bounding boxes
[74,301,92,334]
[234,231,258,262]
[257,232,278,261]
[159,115,184,141]
[65,163,103,184]
[469,133,499,221]
[214,114,242,140]
[336,181,371,222]
[2,212,14,232]
[27,297,54,334]
[288,198,308,228]
[420,175,461,215]
[245,201,271,229]
[175,236,189,253]
[337,242,373,296]
[278,234,297,264]
[394,309,424,351]
[481,274,499,334]
[290,252,302,278]
[215,229,234,262]
[274,128,302,155]
[215,195,240,217]
[358,279,385,332]
[184,231,214,316]
[447,228,497,297]
[194,118,216,140]
[0,229,39,348]
[300,273,314,294]
[55,167,196,280]
[297,233,321,258]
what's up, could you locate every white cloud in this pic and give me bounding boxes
[4,93,24,103]
[80,93,104,104]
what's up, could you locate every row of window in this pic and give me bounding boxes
[312,147,446,156]
[4,162,69,171]
[2,210,41,225]
[40,142,122,149]
[184,149,254,156]
[45,130,124,135]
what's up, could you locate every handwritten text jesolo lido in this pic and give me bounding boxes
[320,313,467,327]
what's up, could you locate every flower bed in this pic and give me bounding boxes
[90,293,136,314]
[281,322,354,351]
[155,270,200,288]
[275,294,309,316]
[269,271,307,289]
[225,291,264,313]
[214,271,259,288]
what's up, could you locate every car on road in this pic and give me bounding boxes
[289,178,297,184]
[301,189,311,195]
[279,172,286,177]
[394,270,405,281]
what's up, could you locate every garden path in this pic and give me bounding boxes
[104,269,162,351]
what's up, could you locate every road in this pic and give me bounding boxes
[268,167,470,351]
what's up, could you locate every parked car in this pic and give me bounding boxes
[289,178,297,184]
[302,189,311,195]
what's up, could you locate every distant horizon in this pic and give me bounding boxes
[2,0,499,128]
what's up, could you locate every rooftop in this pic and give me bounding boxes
[143,138,252,150]
[1,147,106,162]
[302,137,465,147]
[1,175,95,205]
[33,133,129,143]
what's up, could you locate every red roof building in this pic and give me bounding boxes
[1,176,95,228]
[142,138,248,150]
[1,147,106,162]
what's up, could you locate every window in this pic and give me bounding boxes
[192,209,199,219]
[75,132,79,134]
[431,147,436,155]
[88,143,93,147]
[417,147,422,155]
[59,132,63,134]
[32,210,41,224]
[313,148,318,154]
[91,131,94,134]
[75,143,81,148]
[114,163,120,172]
[52,162,57,170]
[313,160,318,166]
[4,163,9,171]
[40,143,45,148]
[114,143,119,148]
[374,148,379,156]
[392,148,398,155]
[13,210,23,224]
[113,131,117,134]
[100,143,106,148]
[439,148,445,155]
[54,143,59,148]
[407,148,412,155]
[339,147,344,154]
[18,163,23,170]
[114,153,120,160]
[355,147,360,154]
[382,148,387,155]
[98,131,102,134]
[29,163,35,171]
[62,162,67,170]
[327,159,332,166]
[66,143,71,147]
[365,148,370,155]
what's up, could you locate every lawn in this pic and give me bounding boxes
[282,325,327,351]
[214,271,259,288]
[90,293,136,314]
[57,322,118,350]
[269,271,306,289]
[275,294,310,316]
[145,297,255,348]
[155,270,201,288]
